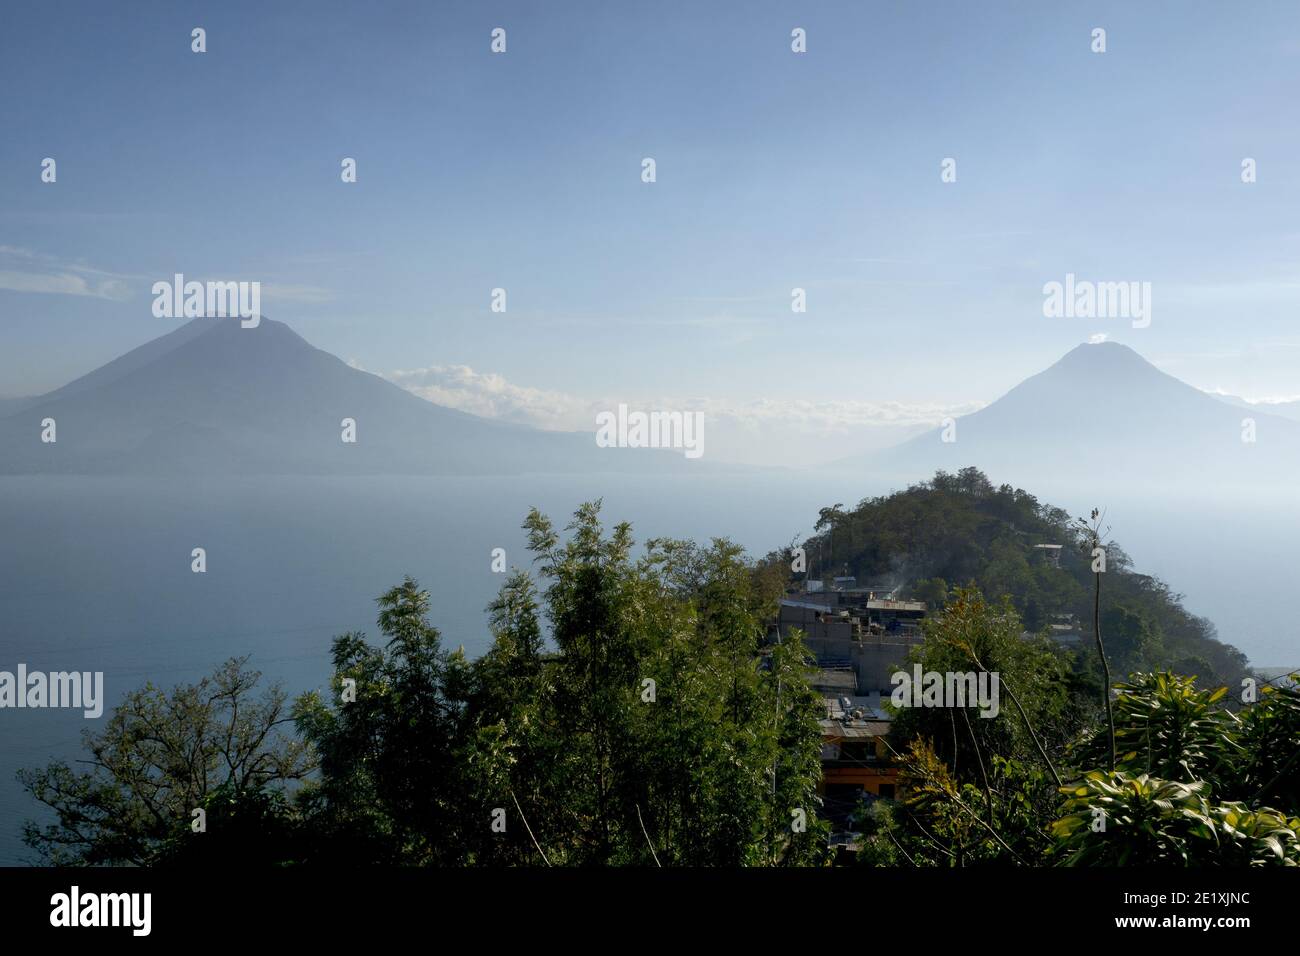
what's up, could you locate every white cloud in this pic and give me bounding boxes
[0,247,136,301]
[680,396,988,433]
[0,269,130,300]
[386,365,588,429]
[383,363,985,435]
[1203,386,1300,406]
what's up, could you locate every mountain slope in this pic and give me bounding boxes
[0,318,701,476]
[850,342,1300,488]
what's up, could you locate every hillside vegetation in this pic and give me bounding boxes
[783,467,1250,686]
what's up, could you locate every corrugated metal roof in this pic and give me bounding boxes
[781,598,836,611]
[865,599,926,612]
[820,719,891,738]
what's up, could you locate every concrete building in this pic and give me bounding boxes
[809,666,900,848]
[773,588,927,697]
[767,584,930,846]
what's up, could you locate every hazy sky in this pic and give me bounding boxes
[3,0,1299,435]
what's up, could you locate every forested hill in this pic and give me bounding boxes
[782,467,1249,686]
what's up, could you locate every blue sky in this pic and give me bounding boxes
[3,0,1299,445]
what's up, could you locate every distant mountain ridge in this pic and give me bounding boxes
[5,328,1295,481]
[0,318,706,476]
[847,342,1300,489]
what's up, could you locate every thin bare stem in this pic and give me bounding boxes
[509,788,551,867]
[636,803,662,867]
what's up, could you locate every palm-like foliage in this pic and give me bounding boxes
[1053,671,1300,866]
[1234,675,1300,809]
[1053,771,1300,866]
[1074,672,1241,787]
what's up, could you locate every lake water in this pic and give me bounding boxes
[0,472,1295,863]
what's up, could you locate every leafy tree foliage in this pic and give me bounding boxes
[889,590,1079,783]
[19,658,312,865]
[292,578,479,864]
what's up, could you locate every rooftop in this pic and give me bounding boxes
[820,719,891,739]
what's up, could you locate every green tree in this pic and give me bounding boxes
[293,578,476,864]
[890,589,1076,786]
[20,658,312,865]
[504,503,829,865]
